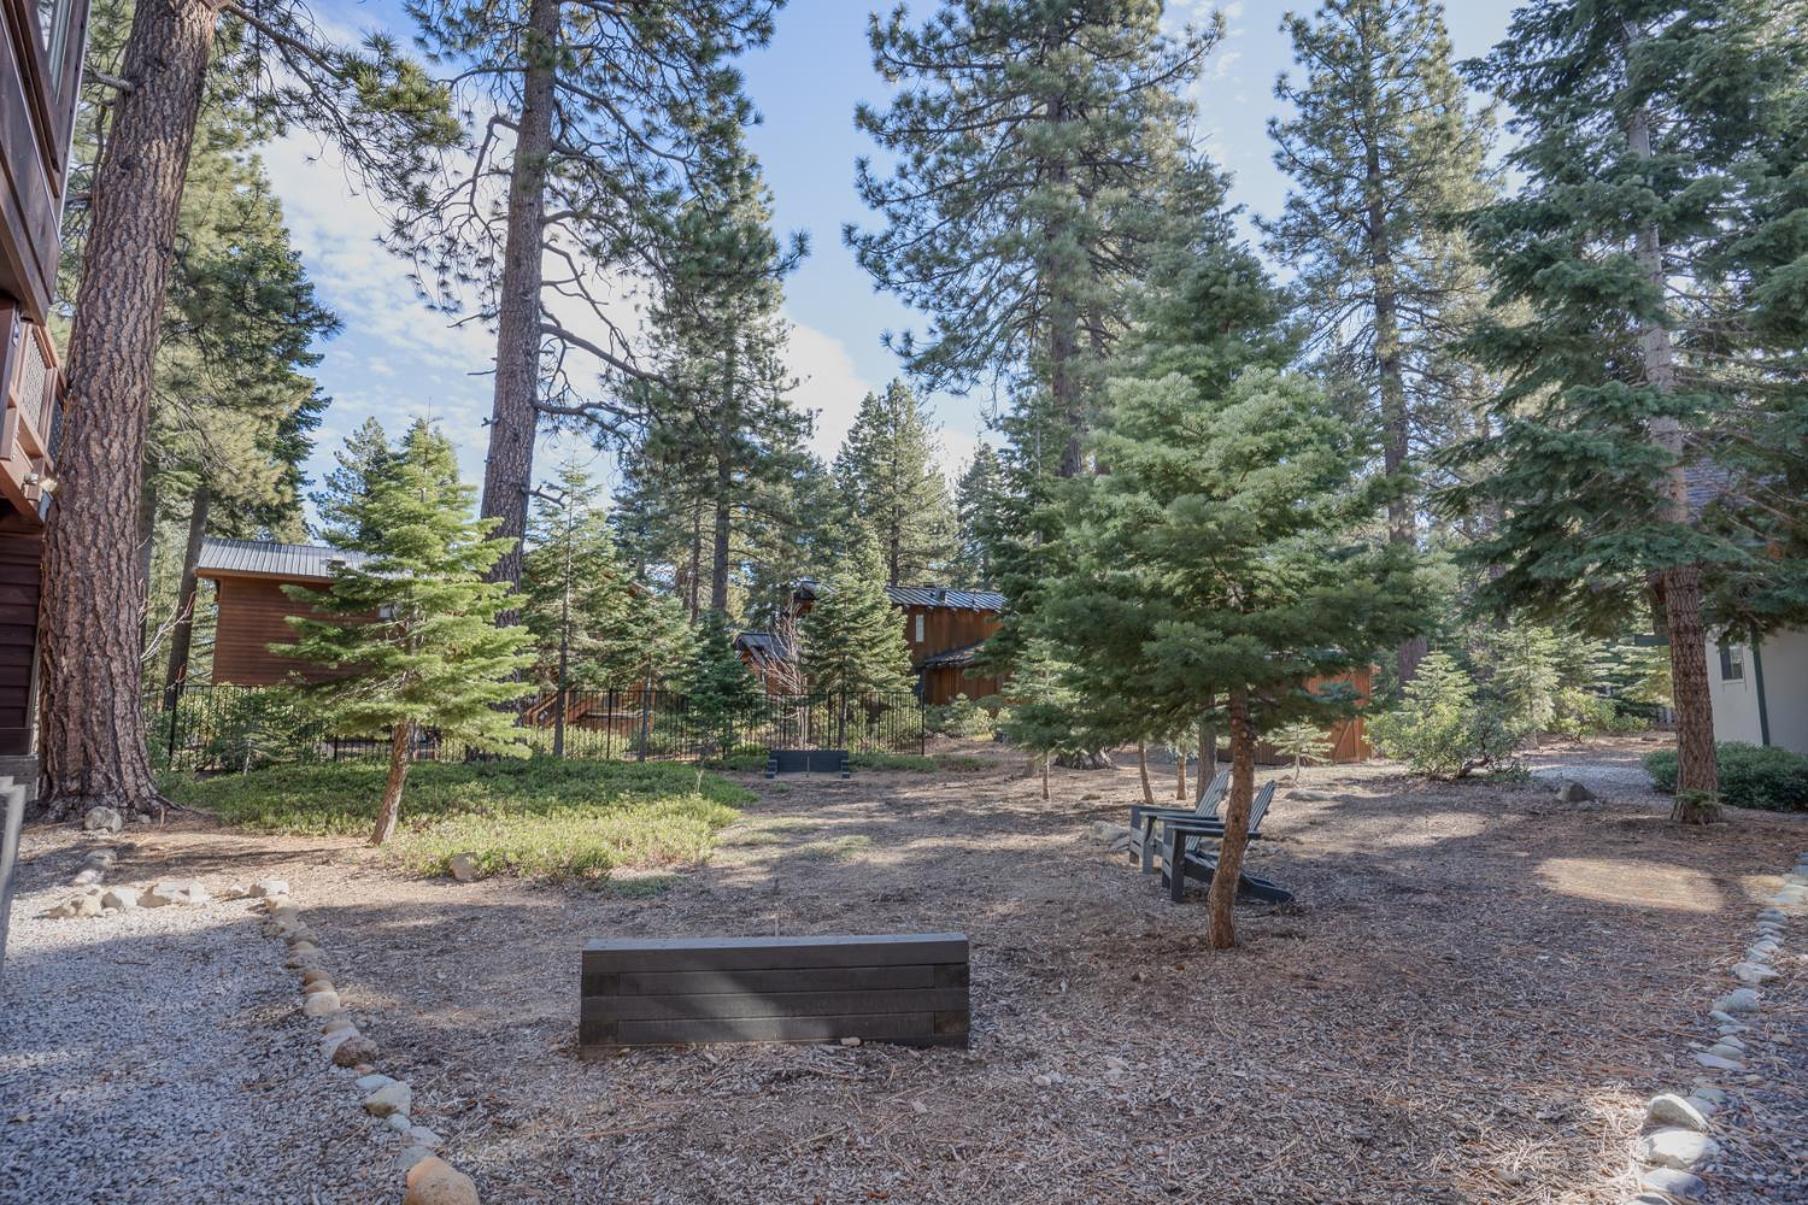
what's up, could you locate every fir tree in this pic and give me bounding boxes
[312,418,395,548]
[1270,721,1334,785]
[800,530,915,704]
[1447,0,1808,821]
[685,610,764,757]
[849,0,1219,479]
[1260,0,1495,683]
[833,380,957,586]
[277,422,533,845]
[953,443,1009,590]
[1041,236,1428,946]
[996,638,1083,801]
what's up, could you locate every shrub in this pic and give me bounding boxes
[925,693,996,738]
[1549,688,1618,743]
[1369,651,1522,779]
[1643,743,1808,812]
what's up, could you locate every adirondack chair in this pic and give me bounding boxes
[1127,770,1229,873]
[1132,778,1275,875]
[1157,803,1294,905]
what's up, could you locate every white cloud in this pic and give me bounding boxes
[784,318,873,461]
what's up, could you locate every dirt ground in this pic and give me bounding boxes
[40,740,1808,1203]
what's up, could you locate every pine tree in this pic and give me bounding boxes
[685,610,764,758]
[849,1,1219,479]
[800,530,915,703]
[1447,0,1808,822]
[312,418,395,548]
[996,638,1083,801]
[397,0,782,595]
[1270,721,1334,785]
[277,422,533,845]
[953,443,1008,589]
[1260,0,1495,684]
[833,380,957,586]
[37,0,455,820]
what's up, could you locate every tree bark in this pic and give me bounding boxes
[161,483,210,704]
[1136,741,1153,805]
[1173,743,1187,801]
[1196,717,1216,801]
[370,720,415,846]
[40,0,223,820]
[477,0,560,605]
[137,475,158,596]
[1040,751,1050,801]
[1206,687,1257,949]
[686,501,702,621]
[1627,95,1719,817]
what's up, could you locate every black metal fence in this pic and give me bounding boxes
[151,683,926,774]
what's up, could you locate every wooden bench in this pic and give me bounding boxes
[764,748,850,778]
[580,933,970,1051]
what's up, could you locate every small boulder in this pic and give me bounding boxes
[397,1146,437,1175]
[356,1072,395,1092]
[100,887,139,912]
[1638,1128,1717,1171]
[1731,961,1778,985]
[1713,988,1760,1015]
[250,879,290,899]
[301,990,341,1018]
[1640,1168,1705,1200]
[148,880,210,907]
[1556,780,1596,803]
[362,1080,412,1119]
[81,807,124,834]
[215,883,252,901]
[407,1126,444,1150]
[301,979,335,996]
[387,1112,414,1134]
[43,892,102,920]
[321,1015,357,1037]
[447,854,479,884]
[332,1036,379,1068]
[403,1156,479,1205]
[301,967,334,988]
[1692,1051,1742,1072]
[1646,1094,1710,1132]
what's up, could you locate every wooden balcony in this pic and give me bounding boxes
[0,304,61,523]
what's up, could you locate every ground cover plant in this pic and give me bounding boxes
[1645,743,1808,813]
[164,758,750,879]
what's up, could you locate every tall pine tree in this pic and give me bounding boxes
[833,380,957,587]
[848,1,1218,480]
[1449,0,1807,820]
[1260,0,1494,684]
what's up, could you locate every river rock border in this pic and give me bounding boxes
[258,889,483,1205]
[1618,848,1806,1203]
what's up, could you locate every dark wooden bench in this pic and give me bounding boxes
[580,933,970,1051]
[765,748,850,778]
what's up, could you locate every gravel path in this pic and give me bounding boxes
[0,830,388,1204]
[1523,737,1666,792]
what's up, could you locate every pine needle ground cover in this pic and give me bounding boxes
[164,759,750,880]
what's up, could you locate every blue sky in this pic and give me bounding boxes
[264,0,1519,511]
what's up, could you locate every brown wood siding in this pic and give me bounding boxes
[1254,667,1373,765]
[209,575,339,686]
[0,522,39,754]
[921,667,1002,707]
[900,606,1000,669]
[1,0,87,322]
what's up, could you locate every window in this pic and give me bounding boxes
[1718,642,1744,682]
[914,613,925,644]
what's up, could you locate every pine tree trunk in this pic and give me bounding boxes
[162,483,210,702]
[1627,96,1720,816]
[686,503,702,621]
[1040,751,1050,801]
[136,476,158,595]
[1206,687,1257,950]
[1136,741,1153,805]
[370,721,415,846]
[477,0,560,605]
[1174,745,1186,801]
[710,463,731,615]
[40,0,222,820]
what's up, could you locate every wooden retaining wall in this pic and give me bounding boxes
[580,934,970,1051]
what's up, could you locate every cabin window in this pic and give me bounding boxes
[914,613,924,643]
[1718,642,1744,682]
[35,0,73,62]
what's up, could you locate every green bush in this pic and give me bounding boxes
[163,757,750,879]
[925,693,997,738]
[1368,652,1522,779]
[1643,743,1808,812]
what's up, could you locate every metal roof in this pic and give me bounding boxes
[919,640,987,669]
[795,577,1005,613]
[195,538,371,581]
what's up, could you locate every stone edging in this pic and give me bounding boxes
[1619,848,1806,1203]
[258,890,482,1205]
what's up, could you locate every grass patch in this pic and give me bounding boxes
[164,758,750,881]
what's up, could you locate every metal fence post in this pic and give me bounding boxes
[166,681,182,768]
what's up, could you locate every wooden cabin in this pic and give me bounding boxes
[0,0,89,766]
[757,579,1005,705]
[193,538,371,686]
